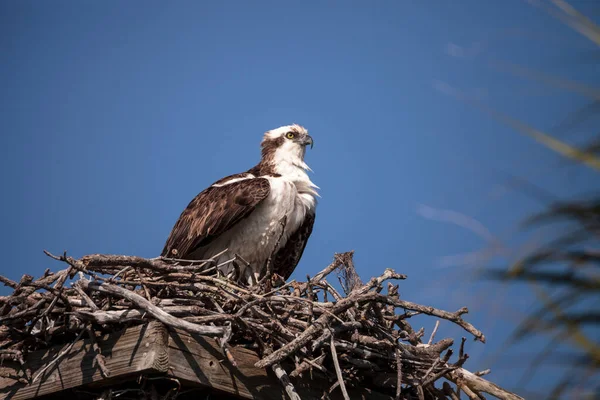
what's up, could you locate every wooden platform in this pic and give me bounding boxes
[0,322,392,399]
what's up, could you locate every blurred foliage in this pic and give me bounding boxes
[483,1,600,399]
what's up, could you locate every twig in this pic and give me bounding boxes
[373,294,485,342]
[446,368,525,400]
[272,362,301,400]
[396,348,403,400]
[159,248,228,267]
[135,267,152,301]
[330,335,350,400]
[33,329,85,383]
[290,353,328,378]
[73,281,99,311]
[428,320,440,345]
[78,279,226,337]
[309,252,352,284]
[86,324,110,378]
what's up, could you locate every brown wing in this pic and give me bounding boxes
[161,177,270,258]
[271,212,316,280]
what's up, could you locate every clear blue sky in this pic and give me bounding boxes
[1,0,598,396]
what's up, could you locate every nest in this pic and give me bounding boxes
[0,250,521,400]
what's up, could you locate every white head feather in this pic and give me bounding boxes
[261,124,320,198]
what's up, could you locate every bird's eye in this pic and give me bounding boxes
[286,132,295,139]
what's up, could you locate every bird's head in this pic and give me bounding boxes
[260,124,313,170]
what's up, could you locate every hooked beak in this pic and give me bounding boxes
[303,135,314,149]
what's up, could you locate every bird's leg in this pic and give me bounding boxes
[252,271,262,288]
[233,254,253,286]
[271,273,285,287]
[264,276,273,293]
[198,258,219,275]
[226,261,236,281]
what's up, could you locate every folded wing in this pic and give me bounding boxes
[161,177,270,258]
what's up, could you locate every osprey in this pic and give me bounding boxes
[161,124,318,285]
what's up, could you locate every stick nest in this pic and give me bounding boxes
[0,250,522,400]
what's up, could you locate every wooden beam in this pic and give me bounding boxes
[0,322,392,399]
[167,327,391,400]
[0,322,169,400]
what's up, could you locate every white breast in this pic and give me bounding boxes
[198,175,316,285]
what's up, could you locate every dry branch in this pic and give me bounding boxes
[77,279,226,337]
